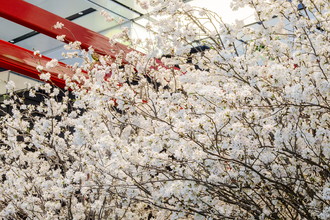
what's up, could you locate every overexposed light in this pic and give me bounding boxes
[188,0,256,25]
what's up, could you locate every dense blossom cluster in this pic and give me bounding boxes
[1,0,330,219]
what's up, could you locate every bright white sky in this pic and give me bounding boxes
[188,0,256,25]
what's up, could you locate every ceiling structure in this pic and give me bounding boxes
[0,0,255,94]
[1,0,150,63]
[0,0,148,94]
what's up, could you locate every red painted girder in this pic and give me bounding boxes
[0,0,133,58]
[0,0,177,86]
[0,40,74,88]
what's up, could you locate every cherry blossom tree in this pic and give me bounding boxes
[1,0,330,219]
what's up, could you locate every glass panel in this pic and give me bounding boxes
[15,34,64,54]
[87,0,140,20]
[72,10,120,32]
[31,0,93,18]
[0,19,33,41]
[0,71,41,95]
[100,21,132,39]
[112,0,147,15]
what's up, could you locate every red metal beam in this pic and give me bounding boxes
[0,40,74,88]
[0,0,175,88]
[0,0,133,58]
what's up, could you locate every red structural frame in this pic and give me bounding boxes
[0,0,172,89]
[0,0,133,57]
[0,0,134,88]
[0,40,74,88]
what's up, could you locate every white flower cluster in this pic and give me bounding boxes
[39,72,51,81]
[45,59,58,69]
[53,21,64,29]
[1,0,330,219]
[56,34,66,41]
